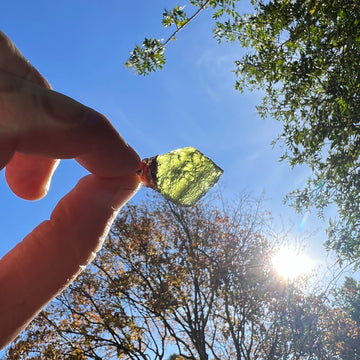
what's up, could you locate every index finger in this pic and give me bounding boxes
[1,70,141,199]
[0,31,141,199]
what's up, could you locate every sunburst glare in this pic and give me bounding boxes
[272,247,314,281]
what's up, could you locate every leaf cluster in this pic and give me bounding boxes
[125,38,166,76]
[125,0,241,75]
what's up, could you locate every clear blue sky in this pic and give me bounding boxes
[0,2,329,270]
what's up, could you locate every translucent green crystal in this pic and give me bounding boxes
[156,147,223,207]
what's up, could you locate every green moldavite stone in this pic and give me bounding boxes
[142,147,223,207]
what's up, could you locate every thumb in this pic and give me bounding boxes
[0,174,140,348]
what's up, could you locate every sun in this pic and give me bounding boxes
[272,247,314,280]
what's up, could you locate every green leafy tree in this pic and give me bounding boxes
[3,195,341,360]
[229,0,360,266]
[126,0,360,265]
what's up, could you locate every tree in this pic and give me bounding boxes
[126,0,360,265]
[230,0,360,267]
[329,277,360,359]
[4,194,340,360]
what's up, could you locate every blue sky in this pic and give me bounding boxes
[0,2,331,273]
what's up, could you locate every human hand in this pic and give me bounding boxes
[0,31,141,348]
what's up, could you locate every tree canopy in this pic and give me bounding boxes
[5,196,360,359]
[125,0,360,266]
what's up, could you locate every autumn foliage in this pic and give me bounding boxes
[4,195,360,359]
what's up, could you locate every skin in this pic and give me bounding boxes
[0,31,142,349]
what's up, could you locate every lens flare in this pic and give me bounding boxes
[272,247,314,280]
